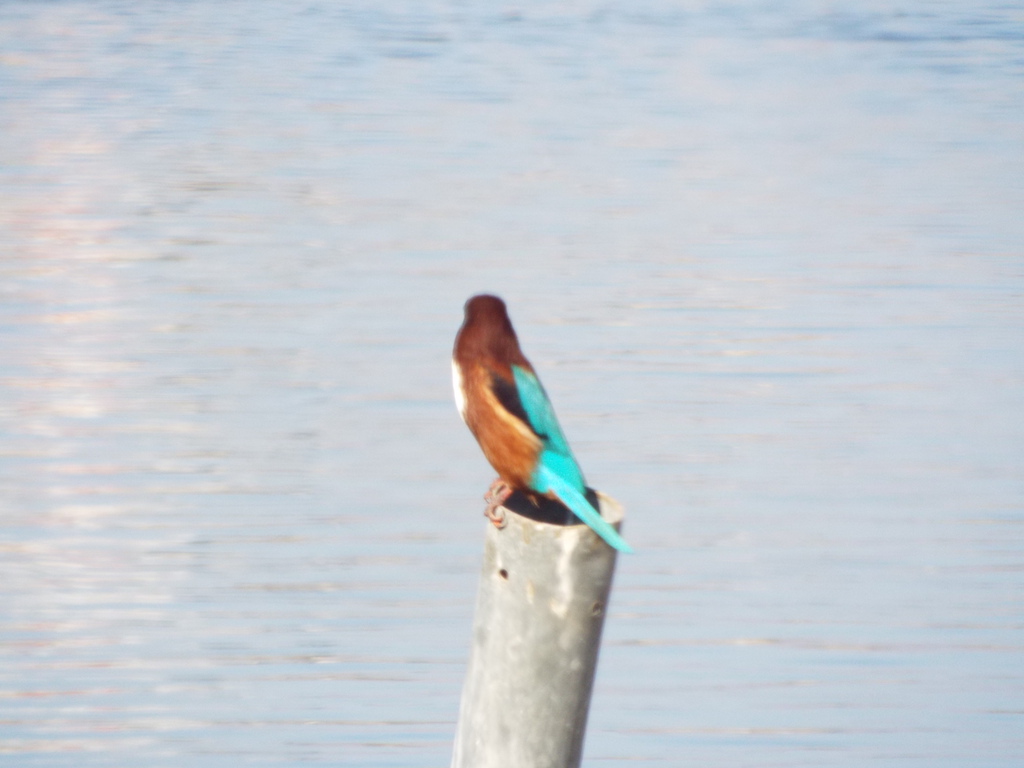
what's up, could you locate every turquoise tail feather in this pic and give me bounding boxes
[537,465,633,554]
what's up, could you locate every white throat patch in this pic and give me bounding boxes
[451,359,467,422]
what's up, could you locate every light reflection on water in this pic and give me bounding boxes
[1,2,1023,766]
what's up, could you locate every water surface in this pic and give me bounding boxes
[1,2,1022,766]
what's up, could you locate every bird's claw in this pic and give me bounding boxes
[484,478,512,528]
[484,503,506,528]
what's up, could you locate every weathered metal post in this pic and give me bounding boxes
[451,491,625,768]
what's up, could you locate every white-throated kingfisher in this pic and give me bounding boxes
[452,294,632,553]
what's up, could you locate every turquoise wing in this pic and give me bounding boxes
[511,365,585,490]
[512,365,632,553]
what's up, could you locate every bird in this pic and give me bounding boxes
[452,294,632,553]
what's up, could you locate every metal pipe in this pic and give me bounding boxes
[451,491,624,768]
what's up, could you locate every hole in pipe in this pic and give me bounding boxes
[502,489,601,526]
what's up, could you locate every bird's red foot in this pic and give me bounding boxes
[483,478,512,528]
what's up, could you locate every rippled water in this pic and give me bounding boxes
[1,2,1022,766]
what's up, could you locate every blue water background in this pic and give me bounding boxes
[1,2,1022,766]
